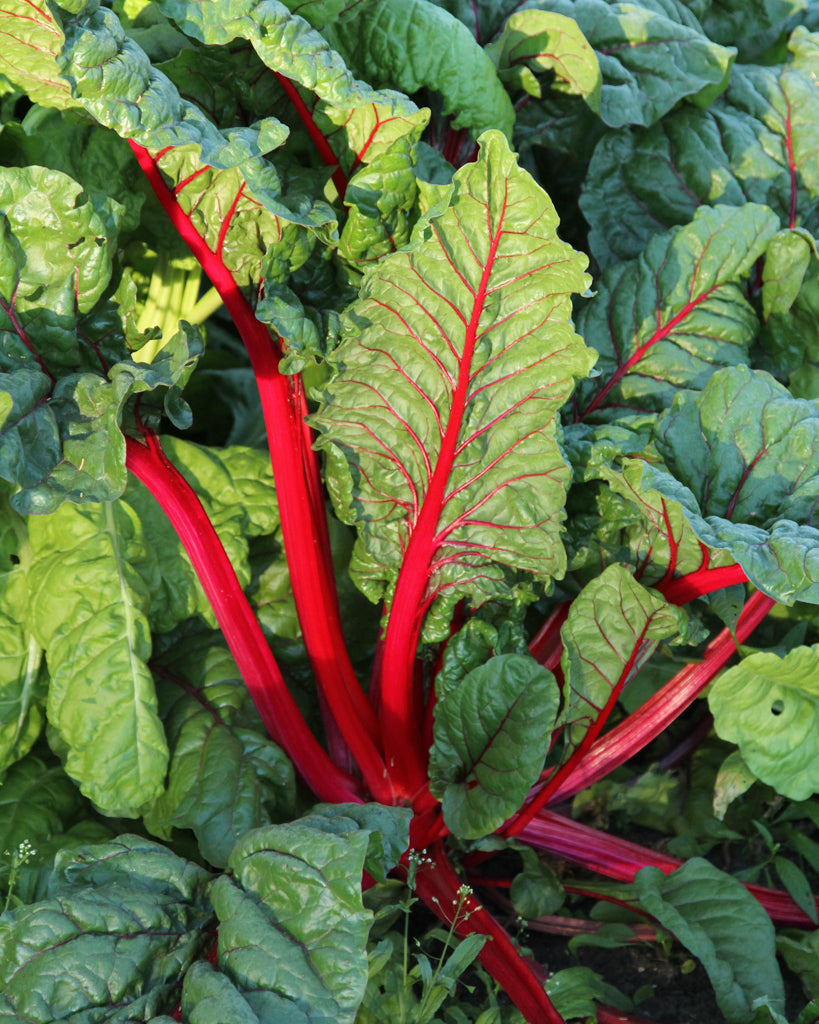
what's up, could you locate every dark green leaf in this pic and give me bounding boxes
[429,653,559,838]
[635,859,786,1022]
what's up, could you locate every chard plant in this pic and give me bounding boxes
[2,1,819,1022]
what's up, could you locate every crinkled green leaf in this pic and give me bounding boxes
[635,859,786,1022]
[182,961,262,1024]
[212,819,375,1024]
[521,0,735,129]
[313,130,594,635]
[289,0,515,140]
[762,228,815,320]
[582,33,819,266]
[643,365,819,604]
[560,565,692,742]
[145,639,296,869]
[429,653,559,839]
[0,165,200,512]
[486,9,601,110]
[436,610,528,701]
[292,803,412,883]
[0,835,212,1024]
[575,204,779,420]
[26,501,168,816]
[708,644,819,801]
[425,0,519,44]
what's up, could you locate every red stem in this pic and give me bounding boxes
[543,589,775,804]
[413,840,568,1024]
[128,141,393,802]
[657,562,749,605]
[274,72,348,201]
[521,811,819,928]
[378,196,509,799]
[125,435,361,804]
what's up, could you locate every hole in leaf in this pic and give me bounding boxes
[771,699,784,716]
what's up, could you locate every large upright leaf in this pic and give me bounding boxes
[26,500,168,816]
[642,365,819,604]
[560,564,691,743]
[574,204,779,420]
[582,31,819,267]
[635,859,786,1022]
[517,0,735,128]
[0,0,74,109]
[0,835,212,1024]
[205,816,387,1024]
[429,653,559,838]
[708,644,819,800]
[313,130,594,633]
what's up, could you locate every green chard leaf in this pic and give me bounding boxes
[0,835,213,1024]
[486,10,600,110]
[0,164,201,512]
[582,31,819,266]
[708,644,819,801]
[635,859,786,1022]
[208,816,379,1024]
[642,365,819,604]
[698,0,806,63]
[574,204,779,420]
[516,0,735,129]
[0,1,74,109]
[429,653,560,838]
[559,564,693,744]
[26,500,168,817]
[761,228,815,321]
[283,0,515,140]
[145,638,296,869]
[313,130,594,635]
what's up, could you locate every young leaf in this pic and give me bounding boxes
[560,564,692,744]
[313,129,594,634]
[575,204,779,420]
[429,653,559,839]
[635,859,786,1022]
[26,500,168,816]
[708,644,819,801]
[642,365,819,603]
[211,819,376,1024]
[762,228,815,320]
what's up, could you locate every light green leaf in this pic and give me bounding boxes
[213,819,376,1024]
[635,859,786,1022]
[429,653,559,839]
[708,645,819,801]
[486,10,601,110]
[575,204,779,419]
[545,966,632,1020]
[525,0,735,128]
[560,565,691,742]
[145,639,296,869]
[713,750,757,821]
[643,365,819,604]
[0,1,74,109]
[298,803,412,883]
[27,501,168,816]
[762,229,815,320]
[313,130,593,633]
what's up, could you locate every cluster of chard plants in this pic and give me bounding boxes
[4,0,819,1021]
